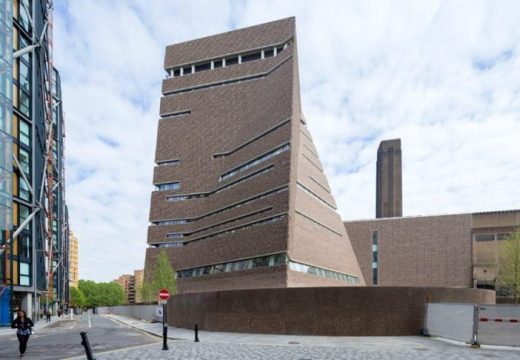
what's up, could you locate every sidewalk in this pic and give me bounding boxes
[104,313,425,347]
[62,314,520,360]
[0,314,66,337]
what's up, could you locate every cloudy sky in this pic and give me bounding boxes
[54,0,520,282]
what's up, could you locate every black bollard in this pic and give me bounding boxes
[194,323,200,342]
[162,303,169,350]
[80,332,96,360]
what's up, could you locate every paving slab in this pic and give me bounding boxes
[82,314,520,360]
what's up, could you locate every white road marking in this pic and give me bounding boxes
[88,313,91,328]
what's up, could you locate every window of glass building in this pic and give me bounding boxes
[18,148,30,175]
[19,204,30,224]
[19,233,30,259]
[16,0,32,33]
[19,91,30,117]
[19,262,30,286]
[19,120,30,146]
[19,177,30,201]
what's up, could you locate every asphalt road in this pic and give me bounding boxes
[0,313,159,359]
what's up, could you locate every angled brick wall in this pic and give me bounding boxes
[145,17,364,293]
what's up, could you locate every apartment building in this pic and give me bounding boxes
[0,0,68,325]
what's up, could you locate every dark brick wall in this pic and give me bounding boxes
[168,286,495,336]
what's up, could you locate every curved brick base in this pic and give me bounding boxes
[168,287,495,336]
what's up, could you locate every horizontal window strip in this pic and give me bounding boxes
[288,261,360,284]
[156,159,180,166]
[166,165,274,202]
[150,213,287,247]
[163,55,293,96]
[155,182,180,191]
[176,253,288,279]
[309,175,331,193]
[297,182,337,210]
[154,219,189,226]
[220,143,289,181]
[295,210,343,237]
[159,110,191,119]
[302,153,324,172]
[215,166,274,194]
[166,206,273,239]
[213,118,291,158]
[152,185,288,226]
[166,37,293,73]
[188,213,287,244]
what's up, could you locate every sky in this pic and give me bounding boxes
[53,0,520,282]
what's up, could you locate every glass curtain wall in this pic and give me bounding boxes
[12,0,33,287]
[0,0,13,287]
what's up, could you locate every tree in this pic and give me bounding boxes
[78,280,100,308]
[138,281,155,305]
[97,282,126,306]
[78,280,126,308]
[153,252,177,295]
[139,252,176,303]
[69,287,86,309]
[499,231,520,304]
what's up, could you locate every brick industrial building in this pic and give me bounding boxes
[144,17,364,293]
[345,140,520,297]
[346,210,520,290]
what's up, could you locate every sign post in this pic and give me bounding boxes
[159,289,170,351]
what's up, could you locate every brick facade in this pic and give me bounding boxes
[345,210,520,289]
[145,17,364,293]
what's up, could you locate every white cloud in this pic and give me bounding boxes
[54,0,520,281]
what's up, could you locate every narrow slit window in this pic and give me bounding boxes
[264,49,274,58]
[195,62,211,72]
[242,52,262,63]
[183,66,192,75]
[214,60,223,68]
[155,182,181,191]
[226,56,238,65]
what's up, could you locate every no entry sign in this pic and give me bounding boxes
[159,289,170,300]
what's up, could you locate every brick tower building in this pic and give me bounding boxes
[144,17,364,293]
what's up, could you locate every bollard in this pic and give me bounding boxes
[194,323,200,342]
[80,332,96,360]
[162,303,169,350]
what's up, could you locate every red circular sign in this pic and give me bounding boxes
[159,289,170,300]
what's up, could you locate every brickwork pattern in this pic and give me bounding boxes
[345,214,473,287]
[145,17,364,292]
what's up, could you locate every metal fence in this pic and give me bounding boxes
[424,303,520,347]
[478,304,520,347]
